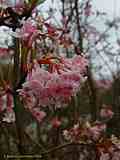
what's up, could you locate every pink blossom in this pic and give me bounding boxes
[60,57,73,71]
[95,79,112,90]
[16,20,38,48]
[0,48,10,57]
[46,79,73,98]
[112,151,120,160]
[13,1,25,13]
[19,55,88,121]
[111,135,120,150]
[100,105,114,119]
[0,0,8,7]
[6,93,14,112]
[31,108,46,122]
[19,63,84,108]
[19,80,43,108]
[60,55,88,74]
[72,55,88,74]
[51,117,61,128]
[0,90,14,123]
[0,0,24,8]
[70,124,81,141]
[45,23,59,38]
[28,67,52,84]
[63,130,71,141]
[100,153,110,160]
[88,122,106,140]
[60,71,81,85]
[0,95,5,112]
[84,4,92,17]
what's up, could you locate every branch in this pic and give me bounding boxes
[87,66,97,121]
[75,0,83,53]
[40,141,97,159]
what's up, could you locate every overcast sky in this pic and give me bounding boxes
[93,0,120,17]
[40,0,120,20]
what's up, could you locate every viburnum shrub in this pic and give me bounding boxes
[0,0,120,159]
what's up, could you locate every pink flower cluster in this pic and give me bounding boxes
[19,55,88,122]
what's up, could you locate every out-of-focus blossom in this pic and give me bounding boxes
[95,79,112,90]
[112,151,120,160]
[70,123,82,141]
[51,117,61,128]
[63,130,71,141]
[0,0,26,10]
[31,108,46,123]
[84,3,92,17]
[0,90,14,123]
[0,48,9,57]
[72,55,88,74]
[0,47,14,58]
[0,94,7,112]
[83,0,94,17]
[100,105,114,119]
[87,122,106,140]
[100,150,120,160]
[100,153,110,160]
[12,0,25,13]
[111,135,120,149]
[63,123,81,142]
[0,0,9,8]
